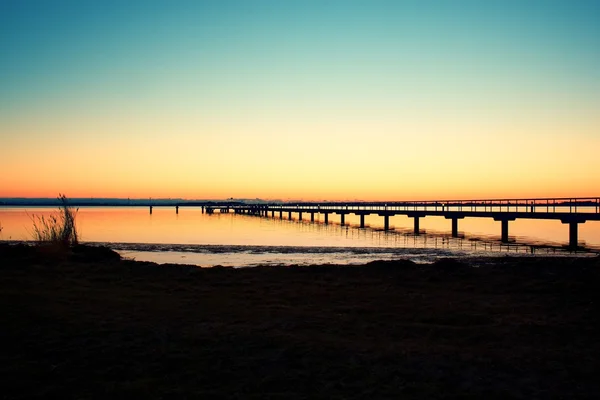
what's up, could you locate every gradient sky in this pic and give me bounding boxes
[1,0,599,200]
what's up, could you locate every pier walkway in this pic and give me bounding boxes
[199,197,600,249]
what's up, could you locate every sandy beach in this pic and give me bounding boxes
[1,243,599,398]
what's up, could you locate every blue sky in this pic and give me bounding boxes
[2,0,598,109]
[1,0,599,199]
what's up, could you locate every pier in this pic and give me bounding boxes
[197,197,600,250]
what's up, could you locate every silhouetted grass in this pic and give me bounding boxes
[30,194,79,248]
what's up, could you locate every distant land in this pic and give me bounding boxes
[0,198,281,207]
[1,198,598,207]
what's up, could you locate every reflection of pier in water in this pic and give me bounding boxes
[260,212,571,255]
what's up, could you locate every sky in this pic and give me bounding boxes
[1,0,599,201]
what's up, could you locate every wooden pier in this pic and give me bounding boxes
[197,197,600,249]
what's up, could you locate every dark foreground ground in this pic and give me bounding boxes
[1,244,599,399]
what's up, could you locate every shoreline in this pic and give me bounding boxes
[2,243,599,398]
[2,239,597,269]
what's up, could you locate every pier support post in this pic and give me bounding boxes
[299,212,302,221]
[384,215,389,231]
[562,219,584,250]
[279,210,283,219]
[324,213,329,224]
[149,206,153,214]
[202,206,205,214]
[176,206,179,214]
[569,222,578,249]
[272,210,274,218]
[501,220,509,243]
[360,215,365,228]
[413,217,420,235]
[340,214,345,226]
[288,211,292,220]
[445,214,464,237]
[311,212,314,222]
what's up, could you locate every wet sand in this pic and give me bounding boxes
[1,243,599,398]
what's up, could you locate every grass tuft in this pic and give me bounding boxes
[30,194,79,248]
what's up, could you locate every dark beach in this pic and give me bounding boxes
[1,243,599,398]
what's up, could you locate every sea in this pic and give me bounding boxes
[1,206,598,267]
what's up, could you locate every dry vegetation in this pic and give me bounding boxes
[29,194,78,247]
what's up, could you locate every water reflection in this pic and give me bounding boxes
[0,206,598,266]
[269,215,578,254]
[262,210,599,251]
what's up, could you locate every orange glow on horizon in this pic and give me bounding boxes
[2,2,600,206]
[1,104,598,201]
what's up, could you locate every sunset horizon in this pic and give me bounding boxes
[2,1,599,200]
[2,2,600,395]
[2,192,600,203]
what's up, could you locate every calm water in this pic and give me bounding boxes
[1,206,598,266]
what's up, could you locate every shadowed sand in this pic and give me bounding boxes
[1,243,599,398]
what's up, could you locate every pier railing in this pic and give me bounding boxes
[276,197,600,214]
